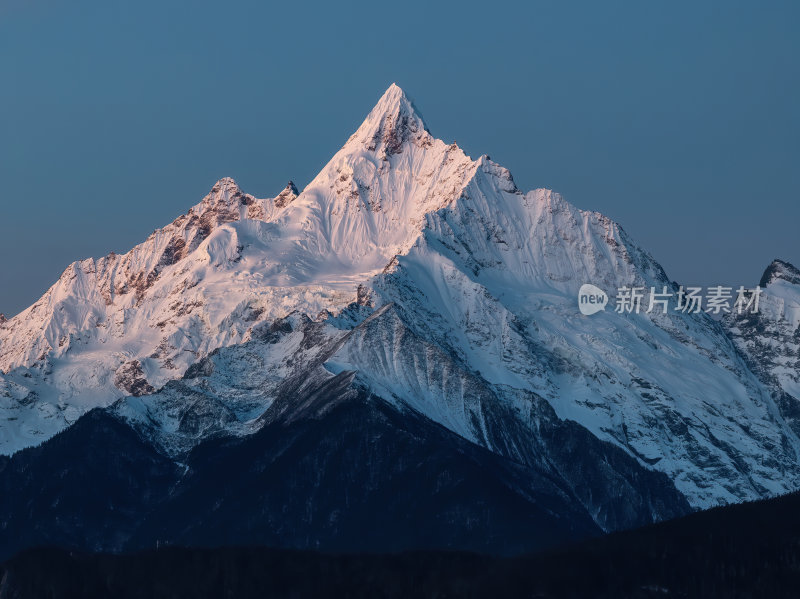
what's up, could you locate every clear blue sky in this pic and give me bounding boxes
[1,0,797,317]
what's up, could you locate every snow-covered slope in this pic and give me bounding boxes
[356,158,800,507]
[1,85,799,512]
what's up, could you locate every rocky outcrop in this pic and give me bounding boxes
[273,181,299,208]
[113,360,155,397]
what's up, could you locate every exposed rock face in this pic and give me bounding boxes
[273,181,299,209]
[355,284,372,306]
[113,360,155,397]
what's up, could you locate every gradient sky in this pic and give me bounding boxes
[1,0,797,317]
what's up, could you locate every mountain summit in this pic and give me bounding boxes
[760,258,800,288]
[348,83,430,155]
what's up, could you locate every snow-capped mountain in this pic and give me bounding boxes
[0,83,798,536]
[724,260,800,436]
[0,85,477,453]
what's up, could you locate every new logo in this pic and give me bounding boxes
[578,284,608,315]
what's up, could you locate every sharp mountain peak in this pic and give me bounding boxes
[347,83,431,155]
[760,259,800,288]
